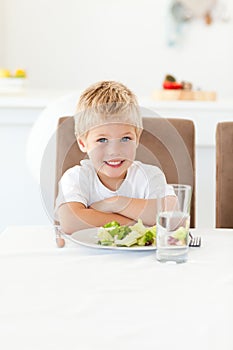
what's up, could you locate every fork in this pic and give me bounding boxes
[189,232,201,247]
[54,225,66,248]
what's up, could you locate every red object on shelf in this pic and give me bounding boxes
[163,81,183,90]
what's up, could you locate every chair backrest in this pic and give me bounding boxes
[55,117,196,227]
[216,122,233,228]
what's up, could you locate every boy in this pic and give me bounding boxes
[55,81,176,234]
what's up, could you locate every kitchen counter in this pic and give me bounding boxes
[1,90,233,109]
[140,97,233,146]
[0,89,77,125]
[1,90,232,145]
[0,89,75,108]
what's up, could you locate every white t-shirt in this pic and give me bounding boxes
[55,160,174,218]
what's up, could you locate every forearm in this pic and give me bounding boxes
[118,196,178,225]
[118,197,157,226]
[91,196,177,226]
[90,197,156,226]
[58,202,135,234]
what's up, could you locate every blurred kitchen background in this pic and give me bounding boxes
[0,0,233,231]
[1,0,233,95]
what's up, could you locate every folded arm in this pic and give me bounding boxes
[90,195,178,226]
[58,195,177,234]
[58,202,136,234]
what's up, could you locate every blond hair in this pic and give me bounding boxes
[74,81,142,138]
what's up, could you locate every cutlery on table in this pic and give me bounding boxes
[54,225,66,248]
[189,232,201,247]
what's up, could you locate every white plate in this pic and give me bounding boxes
[69,227,156,251]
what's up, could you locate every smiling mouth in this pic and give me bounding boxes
[104,160,125,168]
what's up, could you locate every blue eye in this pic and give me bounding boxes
[121,136,131,143]
[97,138,108,143]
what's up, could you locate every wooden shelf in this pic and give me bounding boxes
[152,90,217,101]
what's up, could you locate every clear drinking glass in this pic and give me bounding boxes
[156,184,192,263]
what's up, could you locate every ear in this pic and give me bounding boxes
[77,138,87,153]
[136,129,143,147]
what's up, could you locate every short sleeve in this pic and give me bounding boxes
[54,166,89,217]
[146,166,175,198]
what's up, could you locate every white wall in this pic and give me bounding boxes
[0,0,5,64]
[1,0,233,97]
[1,0,233,98]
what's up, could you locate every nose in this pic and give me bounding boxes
[106,139,121,156]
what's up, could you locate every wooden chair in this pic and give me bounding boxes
[55,117,196,227]
[216,122,233,228]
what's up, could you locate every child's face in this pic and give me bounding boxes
[78,123,139,183]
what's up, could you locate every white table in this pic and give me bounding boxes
[0,226,233,350]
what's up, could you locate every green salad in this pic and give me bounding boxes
[97,219,156,247]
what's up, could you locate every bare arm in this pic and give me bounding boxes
[90,196,178,226]
[58,202,136,234]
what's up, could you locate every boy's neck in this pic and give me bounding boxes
[97,172,127,191]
